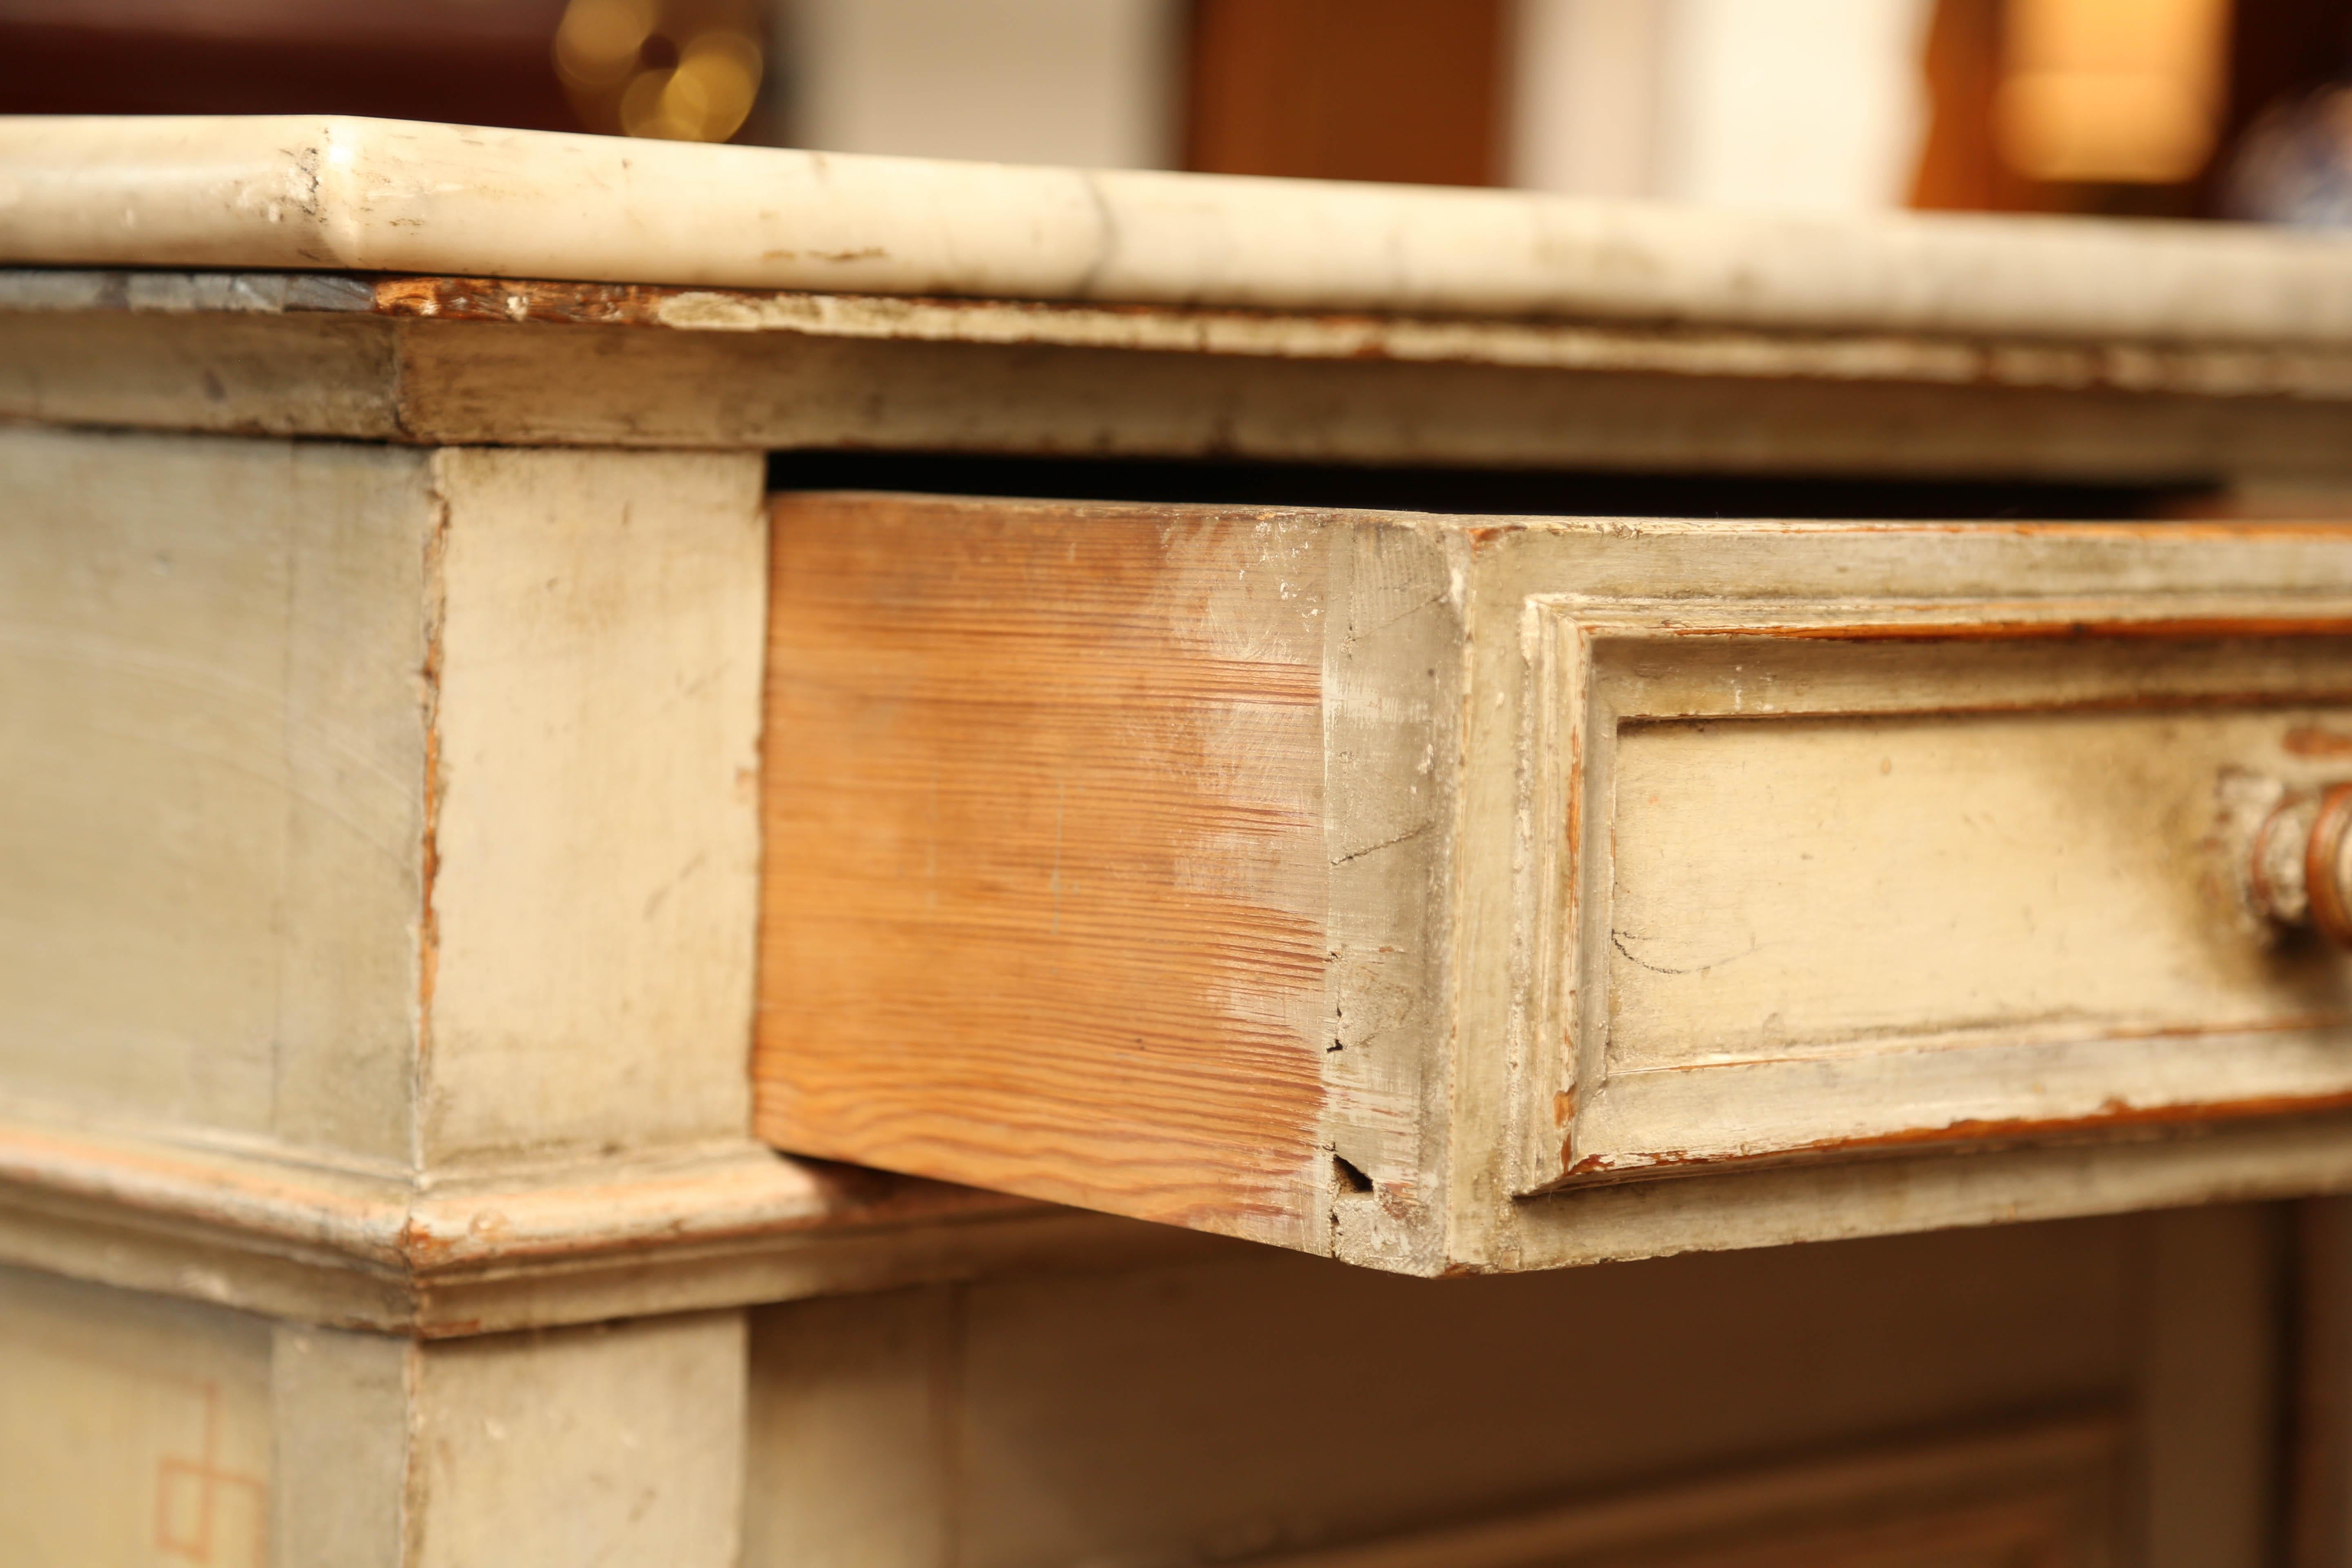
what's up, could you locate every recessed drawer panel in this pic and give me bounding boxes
[757,495,2352,1274]
[1525,610,2352,1193]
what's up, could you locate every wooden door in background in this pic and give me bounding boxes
[1185,0,1506,185]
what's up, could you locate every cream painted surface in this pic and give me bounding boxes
[0,1263,272,1568]
[63,1297,746,1568]
[423,448,766,1164]
[1453,523,2352,1269]
[410,1312,747,1568]
[270,1326,406,1568]
[247,1313,757,1568]
[1609,706,2352,1070]
[1322,520,1461,1272]
[0,426,428,1162]
[15,116,2352,344]
[1583,699,2352,1168]
[0,430,765,1173]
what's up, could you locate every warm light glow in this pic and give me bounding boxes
[554,0,764,143]
[1996,0,2230,183]
[554,0,660,90]
[620,31,764,141]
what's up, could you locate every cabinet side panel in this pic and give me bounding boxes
[755,495,1331,1249]
[0,427,429,1161]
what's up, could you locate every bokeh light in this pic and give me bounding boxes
[554,0,764,141]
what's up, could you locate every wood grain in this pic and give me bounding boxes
[755,494,1333,1247]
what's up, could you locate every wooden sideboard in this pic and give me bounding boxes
[9,114,2352,1566]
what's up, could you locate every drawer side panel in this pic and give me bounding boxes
[755,495,1332,1249]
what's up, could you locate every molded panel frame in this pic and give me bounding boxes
[1515,597,2352,1194]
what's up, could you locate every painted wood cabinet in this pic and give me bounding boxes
[7,114,2352,1564]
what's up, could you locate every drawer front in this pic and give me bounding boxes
[1520,605,2352,1192]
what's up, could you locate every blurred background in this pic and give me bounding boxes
[2,0,2350,223]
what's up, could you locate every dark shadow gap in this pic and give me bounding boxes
[767,451,2209,521]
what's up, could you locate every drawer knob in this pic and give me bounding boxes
[2249,783,2352,944]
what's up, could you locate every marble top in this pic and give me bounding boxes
[7,114,2352,346]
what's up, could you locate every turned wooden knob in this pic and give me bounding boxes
[2250,783,2352,945]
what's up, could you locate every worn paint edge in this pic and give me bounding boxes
[0,1105,1157,1334]
[8,268,2352,402]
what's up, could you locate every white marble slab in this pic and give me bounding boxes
[4,114,2352,345]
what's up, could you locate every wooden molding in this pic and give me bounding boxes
[0,1102,1189,1336]
[8,270,2352,481]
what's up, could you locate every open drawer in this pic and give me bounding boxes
[756,495,2352,1273]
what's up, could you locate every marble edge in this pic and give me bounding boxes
[7,115,2352,347]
